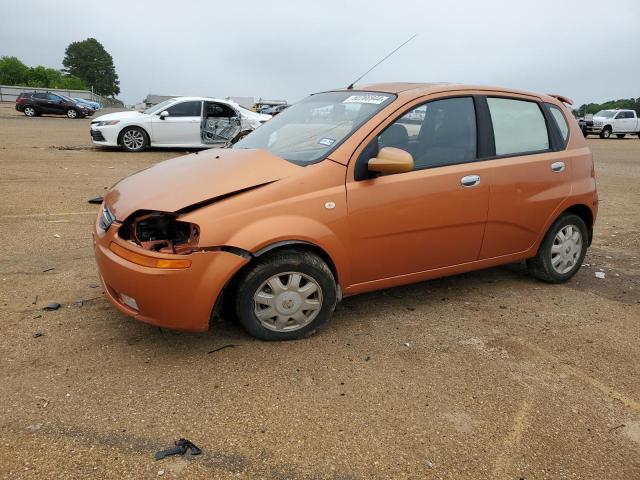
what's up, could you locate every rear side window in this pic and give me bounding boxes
[548,105,569,143]
[166,101,202,117]
[487,98,549,155]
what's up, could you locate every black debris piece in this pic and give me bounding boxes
[43,302,61,311]
[33,314,42,319]
[33,332,44,338]
[154,439,202,460]
[42,267,55,273]
[207,344,236,354]
[87,196,104,204]
[32,295,38,305]
[74,299,84,307]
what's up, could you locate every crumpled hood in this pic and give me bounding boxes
[105,148,301,221]
[92,111,146,122]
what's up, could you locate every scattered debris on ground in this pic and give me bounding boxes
[43,302,60,311]
[207,344,236,354]
[154,438,202,460]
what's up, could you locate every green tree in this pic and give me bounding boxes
[0,56,30,85]
[62,38,120,96]
[26,66,62,88]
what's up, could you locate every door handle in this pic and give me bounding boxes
[460,174,480,187]
[551,161,565,172]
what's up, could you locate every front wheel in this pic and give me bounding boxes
[66,108,78,119]
[119,127,148,152]
[600,127,611,139]
[24,106,36,117]
[527,214,588,283]
[235,250,337,340]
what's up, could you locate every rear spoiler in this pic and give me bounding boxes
[548,94,573,106]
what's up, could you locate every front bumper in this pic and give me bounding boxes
[90,125,120,146]
[93,216,248,331]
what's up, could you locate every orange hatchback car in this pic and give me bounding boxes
[94,83,597,340]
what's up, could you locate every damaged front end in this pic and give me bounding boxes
[118,211,200,255]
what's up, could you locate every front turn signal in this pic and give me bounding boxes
[109,242,192,269]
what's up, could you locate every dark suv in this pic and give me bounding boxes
[15,92,93,119]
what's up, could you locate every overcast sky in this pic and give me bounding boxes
[1,0,639,106]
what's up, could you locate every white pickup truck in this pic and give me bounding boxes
[580,109,640,138]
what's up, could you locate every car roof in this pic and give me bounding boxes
[168,96,240,105]
[333,82,563,104]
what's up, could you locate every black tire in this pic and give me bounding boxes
[235,249,337,340]
[600,127,611,139]
[23,106,36,117]
[119,127,149,152]
[527,214,588,283]
[66,108,78,119]
[616,134,625,139]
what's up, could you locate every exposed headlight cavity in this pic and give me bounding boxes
[118,211,200,254]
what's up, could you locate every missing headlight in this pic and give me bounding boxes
[119,211,199,255]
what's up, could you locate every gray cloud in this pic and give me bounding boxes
[1,0,639,106]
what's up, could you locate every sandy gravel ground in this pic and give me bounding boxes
[0,103,639,479]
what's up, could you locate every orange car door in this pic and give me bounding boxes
[479,97,571,259]
[345,96,490,285]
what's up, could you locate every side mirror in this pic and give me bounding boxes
[367,147,414,176]
[159,110,169,119]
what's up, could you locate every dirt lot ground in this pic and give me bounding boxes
[0,102,639,479]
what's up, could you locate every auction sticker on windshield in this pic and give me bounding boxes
[318,138,336,146]
[343,94,390,105]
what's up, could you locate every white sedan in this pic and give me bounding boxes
[90,97,271,152]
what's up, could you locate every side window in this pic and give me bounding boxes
[33,93,47,99]
[548,104,569,143]
[487,98,549,155]
[47,94,60,101]
[166,101,202,117]
[207,103,237,118]
[377,97,476,170]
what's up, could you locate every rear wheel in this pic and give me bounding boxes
[527,214,588,283]
[616,134,625,139]
[66,108,78,119]
[119,127,148,152]
[23,106,36,117]
[600,127,611,139]
[235,250,337,340]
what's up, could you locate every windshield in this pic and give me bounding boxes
[594,110,616,118]
[143,99,175,115]
[235,91,396,164]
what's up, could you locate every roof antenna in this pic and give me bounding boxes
[347,34,417,90]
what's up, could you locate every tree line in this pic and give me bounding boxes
[0,38,120,97]
[573,98,640,117]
